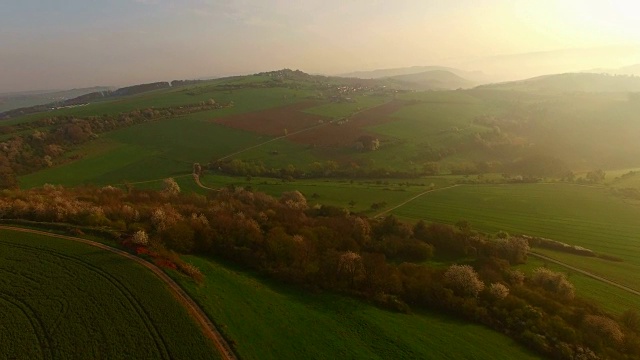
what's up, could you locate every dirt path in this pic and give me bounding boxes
[529,252,640,297]
[0,225,238,360]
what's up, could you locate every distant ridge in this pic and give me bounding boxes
[585,63,640,77]
[386,70,476,90]
[340,66,488,83]
[476,72,640,93]
[0,82,173,119]
[0,86,113,113]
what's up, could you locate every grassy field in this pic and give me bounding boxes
[5,82,314,125]
[0,229,217,359]
[198,174,453,214]
[349,91,497,170]
[18,112,268,187]
[171,256,540,360]
[517,256,640,316]
[390,183,640,290]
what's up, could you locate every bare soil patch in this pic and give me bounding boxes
[211,100,328,136]
[288,100,406,147]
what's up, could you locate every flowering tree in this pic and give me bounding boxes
[531,267,575,300]
[131,230,149,245]
[443,264,485,297]
[162,178,180,196]
[280,191,307,210]
[488,283,509,300]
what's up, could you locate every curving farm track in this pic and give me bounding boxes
[0,225,237,360]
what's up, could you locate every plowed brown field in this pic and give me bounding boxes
[212,99,406,148]
[211,100,327,136]
[289,100,405,147]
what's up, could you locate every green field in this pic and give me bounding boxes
[171,256,540,360]
[390,183,640,290]
[198,174,452,214]
[19,112,268,187]
[517,256,640,315]
[5,83,314,125]
[0,229,217,359]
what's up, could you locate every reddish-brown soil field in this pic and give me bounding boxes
[211,99,407,148]
[211,100,328,136]
[288,100,406,147]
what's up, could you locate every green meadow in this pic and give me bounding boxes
[171,256,540,360]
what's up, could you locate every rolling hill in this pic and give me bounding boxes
[340,66,488,83]
[0,86,113,113]
[477,72,640,93]
[585,63,640,77]
[387,70,476,90]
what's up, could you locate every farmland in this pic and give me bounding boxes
[389,183,640,289]
[0,229,218,359]
[5,71,640,359]
[171,256,540,360]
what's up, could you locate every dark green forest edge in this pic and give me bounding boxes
[3,69,640,359]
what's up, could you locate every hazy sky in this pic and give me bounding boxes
[2,0,640,92]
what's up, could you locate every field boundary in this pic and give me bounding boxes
[0,225,237,360]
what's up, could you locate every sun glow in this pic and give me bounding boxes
[559,0,640,42]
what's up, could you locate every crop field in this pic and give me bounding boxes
[212,100,328,136]
[19,140,158,188]
[16,88,342,188]
[390,183,640,289]
[288,100,406,148]
[19,112,269,187]
[0,229,217,360]
[171,256,540,360]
